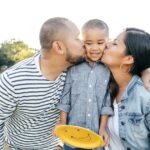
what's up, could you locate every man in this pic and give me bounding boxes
[0,17,84,150]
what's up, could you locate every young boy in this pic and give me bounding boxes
[57,19,113,150]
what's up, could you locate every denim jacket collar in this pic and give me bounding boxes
[121,75,140,101]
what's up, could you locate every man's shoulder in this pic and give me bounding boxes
[2,56,36,77]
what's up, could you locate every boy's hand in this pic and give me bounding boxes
[142,68,150,92]
[52,121,66,136]
[99,128,109,146]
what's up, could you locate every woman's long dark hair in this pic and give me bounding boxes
[108,72,118,107]
[124,28,150,77]
[108,28,150,104]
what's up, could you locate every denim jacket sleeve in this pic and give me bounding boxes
[57,69,72,113]
[100,90,114,116]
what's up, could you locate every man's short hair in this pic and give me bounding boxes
[39,17,73,49]
[82,19,109,35]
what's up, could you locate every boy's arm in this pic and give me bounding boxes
[0,73,17,149]
[99,89,113,146]
[101,90,113,116]
[141,68,150,91]
[54,69,72,135]
[57,69,72,119]
[99,115,109,146]
[59,111,68,125]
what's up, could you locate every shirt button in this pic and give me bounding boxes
[104,80,107,83]
[121,138,126,141]
[121,105,125,109]
[89,99,91,102]
[87,114,91,117]
[89,84,92,88]
[121,122,125,125]
[91,71,93,74]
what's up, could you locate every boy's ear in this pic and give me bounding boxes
[52,41,65,55]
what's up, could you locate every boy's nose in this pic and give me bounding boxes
[92,44,99,50]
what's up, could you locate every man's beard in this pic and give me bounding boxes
[66,49,84,65]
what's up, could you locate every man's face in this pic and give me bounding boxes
[64,25,85,64]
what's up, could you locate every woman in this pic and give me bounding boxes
[102,28,150,150]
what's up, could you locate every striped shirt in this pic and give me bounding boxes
[0,54,66,150]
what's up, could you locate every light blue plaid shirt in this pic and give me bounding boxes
[57,60,113,133]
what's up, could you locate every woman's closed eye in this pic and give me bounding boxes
[112,42,117,45]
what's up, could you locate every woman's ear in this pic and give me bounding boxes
[124,55,134,65]
[52,41,65,55]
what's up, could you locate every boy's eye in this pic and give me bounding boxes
[85,43,92,45]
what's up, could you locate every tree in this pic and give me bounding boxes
[0,39,35,69]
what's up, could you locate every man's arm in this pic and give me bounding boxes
[0,73,17,149]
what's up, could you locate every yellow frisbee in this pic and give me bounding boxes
[55,125,104,149]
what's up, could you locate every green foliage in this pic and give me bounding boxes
[0,39,35,69]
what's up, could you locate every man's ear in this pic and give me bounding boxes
[123,55,134,65]
[52,41,65,55]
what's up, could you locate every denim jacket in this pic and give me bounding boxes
[57,61,113,134]
[117,75,150,150]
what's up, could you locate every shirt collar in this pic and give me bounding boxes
[84,57,101,67]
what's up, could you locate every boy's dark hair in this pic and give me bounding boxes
[124,28,150,76]
[39,17,73,50]
[82,19,109,35]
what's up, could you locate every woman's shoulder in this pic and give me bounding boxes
[133,78,150,100]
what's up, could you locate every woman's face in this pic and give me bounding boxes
[101,31,127,68]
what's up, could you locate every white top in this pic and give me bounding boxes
[105,101,125,150]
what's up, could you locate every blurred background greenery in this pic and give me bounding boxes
[0,39,36,73]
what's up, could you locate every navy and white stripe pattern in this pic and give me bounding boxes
[0,54,66,149]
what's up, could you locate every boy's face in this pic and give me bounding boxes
[82,28,108,63]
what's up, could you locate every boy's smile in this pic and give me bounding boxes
[82,28,108,63]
